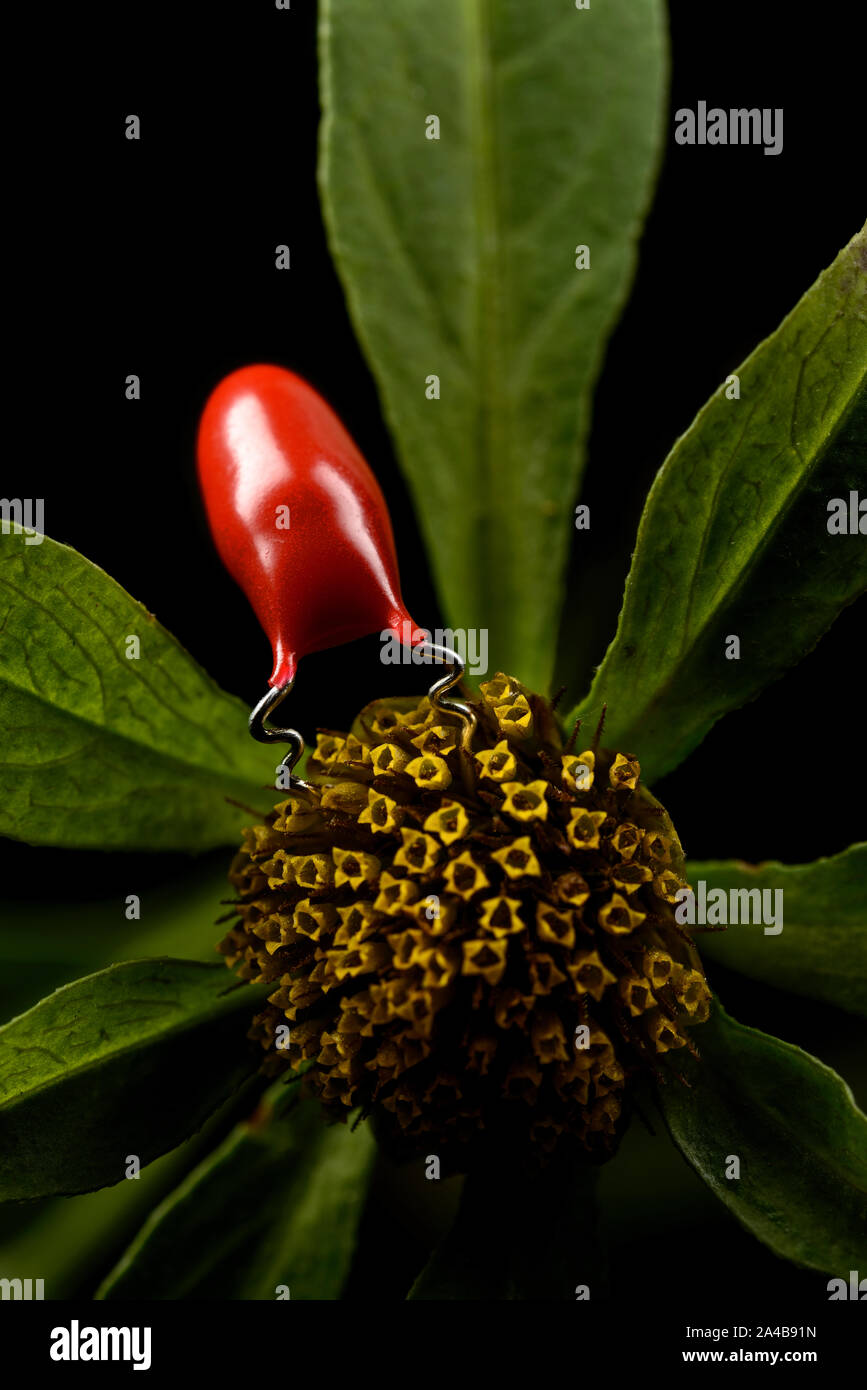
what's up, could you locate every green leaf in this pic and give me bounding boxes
[0,1084,256,1299]
[0,1146,194,1299]
[567,226,867,780]
[319,0,667,691]
[658,998,867,1273]
[97,1083,375,1300]
[409,1159,603,1300]
[687,845,867,1018]
[0,855,233,1019]
[0,959,269,1199]
[0,533,277,850]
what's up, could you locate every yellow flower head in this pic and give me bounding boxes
[405,753,452,790]
[423,799,471,844]
[478,895,526,937]
[500,780,549,822]
[491,835,542,879]
[223,679,708,1170]
[442,851,491,900]
[369,742,411,775]
[609,752,641,790]
[567,809,607,849]
[392,828,442,876]
[562,750,595,792]
[358,789,402,834]
[475,739,518,782]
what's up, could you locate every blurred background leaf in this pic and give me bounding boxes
[0,853,233,1019]
[319,0,667,691]
[0,1081,264,1299]
[98,1082,375,1300]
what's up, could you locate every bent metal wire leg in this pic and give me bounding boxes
[249,645,474,792]
[416,642,477,747]
[249,681,313,794]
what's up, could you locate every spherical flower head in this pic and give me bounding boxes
[220,672,710,1170]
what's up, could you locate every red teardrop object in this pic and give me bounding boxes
[197,364,425,687]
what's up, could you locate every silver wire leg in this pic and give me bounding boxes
[249,682,313,793]
[416,642,477,742]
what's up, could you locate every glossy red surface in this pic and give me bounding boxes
[197,364,424,687]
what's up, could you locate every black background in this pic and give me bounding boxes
[4,0,865,1311]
